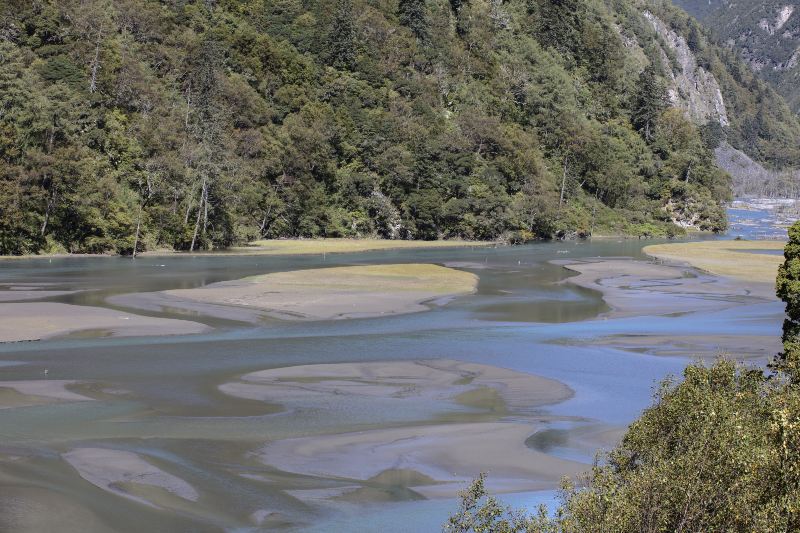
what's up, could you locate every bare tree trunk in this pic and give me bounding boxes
[259,207,272,235]
[559,158,568,210]
[89,32,101,93]
[48,124,56,154]
[184,192,193,225]
[184,82,192,130]
[203,185,209,234]
[132,204,142,258]
[189,178,206,252]
[41,188,57,236]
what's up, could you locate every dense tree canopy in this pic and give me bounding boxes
[0,0,795,255]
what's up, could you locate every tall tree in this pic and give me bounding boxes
[326,0,358,70]
[631,63,668,143]
[398,0,428,41]
[186,35,225,251]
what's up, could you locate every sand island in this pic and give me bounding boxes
[221,360,582,499]
[554,257,772,318]
[0,302,210,343]
[113,263,478,322]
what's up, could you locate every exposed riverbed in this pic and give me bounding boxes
[0,234,783,532]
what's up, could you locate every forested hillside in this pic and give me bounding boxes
[673,1,800,113]
[0,0,798,255]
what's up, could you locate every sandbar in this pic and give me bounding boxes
[0,380,92,409]
[62,448,198,508]
[0,486,109,533]
[117,264,478,322]
[220,359,573,413]
[227,360,578,498]
[0,290,75,302]
[555,258,773,317]
[569,333,781,361]
[258,422,586,498]
[0,302,210,343]
[643,240,785,284]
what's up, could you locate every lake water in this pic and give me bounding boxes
[0,231,784,531]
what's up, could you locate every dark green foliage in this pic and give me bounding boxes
[326,0,358,69]
[0,0,795,255]
[398,0,428,40]
[777,220,800,379]
[530,0,585,56]
[630,64,667,143]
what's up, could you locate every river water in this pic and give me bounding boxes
[0,231,784,531]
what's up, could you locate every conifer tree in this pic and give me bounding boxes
[398,0,428,41]
[326,0,358,70]
[631,63,668,143]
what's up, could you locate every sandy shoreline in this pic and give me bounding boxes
[113,264,478,322]
[0,290,76,302]
[0,302,210,343]
[157,238,496,257]
[0,239,495,261]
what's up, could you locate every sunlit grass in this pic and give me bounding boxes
[643,240,786,283]
[245,263,478,294]
[229,238,493,256]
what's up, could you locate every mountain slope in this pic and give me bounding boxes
[674,0,800,113]
[0,0,797,254]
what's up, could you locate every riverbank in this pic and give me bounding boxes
[112,264,478,322]
[196,238,497,256]
[0,302,209,343]
[0,239,496,260]
[642,240,785,284]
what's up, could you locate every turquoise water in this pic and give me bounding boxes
[0,234,783,532]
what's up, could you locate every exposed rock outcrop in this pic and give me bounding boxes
[643,11,729,127]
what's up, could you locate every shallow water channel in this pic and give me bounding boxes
[0,237,784,532]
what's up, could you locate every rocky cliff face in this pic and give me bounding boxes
[643,10,729,127]
[674,0,800,113]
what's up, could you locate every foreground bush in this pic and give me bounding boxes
[447,360,800,532]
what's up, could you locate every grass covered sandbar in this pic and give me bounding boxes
[155,263,478,321]
[643,240,786,283]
